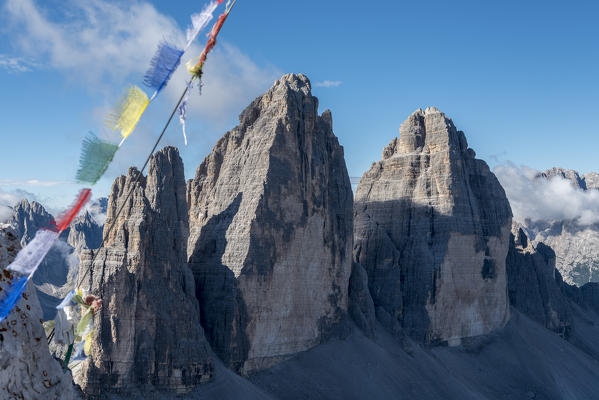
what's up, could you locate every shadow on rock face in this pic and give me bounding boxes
[354,198,510,344]
[189,193,250,372]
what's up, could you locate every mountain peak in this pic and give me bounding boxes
[383,106,469,159]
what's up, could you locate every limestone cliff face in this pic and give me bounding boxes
[187,73,353,374]
[354,107,512,344]
[76,147,212,396]
[0,224,79,399]
[506,223,572,337]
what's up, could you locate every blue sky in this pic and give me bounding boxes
[0,0,598,213]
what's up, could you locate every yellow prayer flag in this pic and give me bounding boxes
[83,331,94,355]
[106,86,149,139]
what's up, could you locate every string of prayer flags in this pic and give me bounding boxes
[54,188,93,232]
[180,0,237,143]
[5,230,60,276]
[185,0,224,50]
[0,189,91,322]
[106,86,149,143]
[0,275,28,323]
[76,133,119,185]
[138,0,224,112]
[74,0,226,171]
[144,42,184,99]
[178,80,195,146]
[142,0,224,100]
[58,289,102,364]
[186,1,234,77]
[55,290,78,345]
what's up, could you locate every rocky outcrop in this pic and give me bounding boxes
[76,147,212,396]
[506,223,572,337]
[354,107,512,344]
[348,262,376,338]
[0,224,79,399]
[187,73,353,374]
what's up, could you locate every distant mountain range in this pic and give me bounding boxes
[522,167,599,286]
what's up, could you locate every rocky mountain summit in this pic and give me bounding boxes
[523,167,599,286]
[9,199,54,246]
[537,167,599,190]
[187,73,353,374]
[353,107,512,344]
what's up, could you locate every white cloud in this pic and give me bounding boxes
[494,163,599,226]
[0,179,70,187]
[4,0,280,125]
[4,0,180,84]
[0,54,38,73]
[315,80,342,88]
[0,188,37,222]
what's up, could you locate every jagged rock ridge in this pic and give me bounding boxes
[536,167,599,191]
[354,107,512,344]
[76,147,212,396]
[187,73,354,374]
[9,199,54,246]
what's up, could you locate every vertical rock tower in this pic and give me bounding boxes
[354,107,512,344]
[187,73,353,374]
[77,147,212,396]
